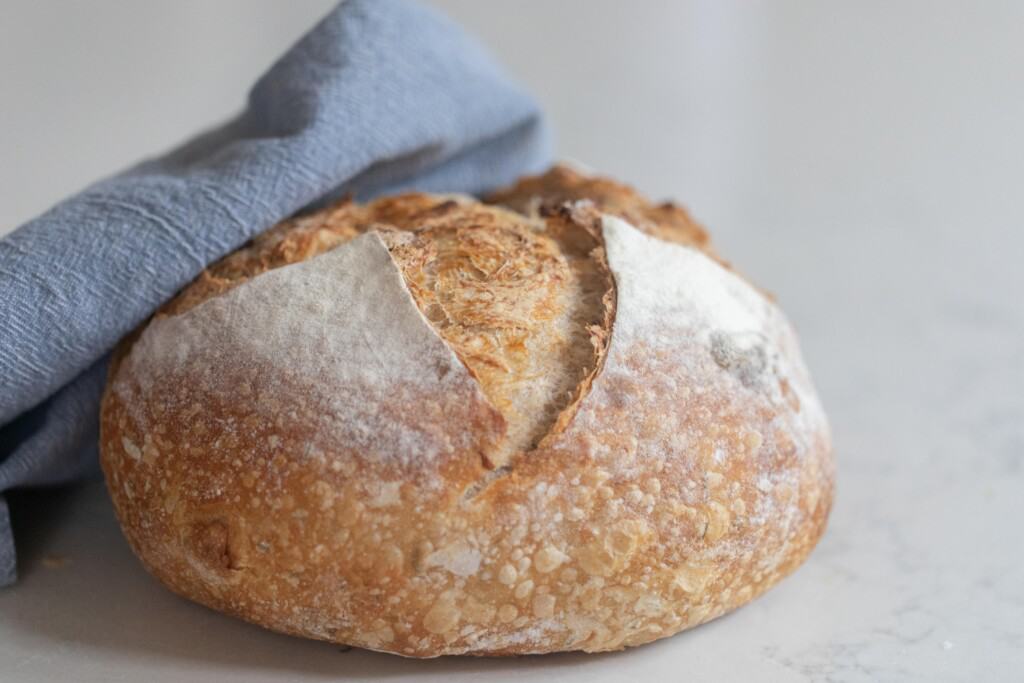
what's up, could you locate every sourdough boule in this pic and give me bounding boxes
[100,166,833,657]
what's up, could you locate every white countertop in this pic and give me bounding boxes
[2,1,1023,681]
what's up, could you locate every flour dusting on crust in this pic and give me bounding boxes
[115,231,501,473]
[600,213,826,437]
[601,213,769,342]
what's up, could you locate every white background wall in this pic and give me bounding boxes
[5,1,1023,247]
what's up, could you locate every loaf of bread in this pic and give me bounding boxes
[99,166,833,657]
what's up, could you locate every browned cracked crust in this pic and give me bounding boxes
[99,166,833,657]
[487,164,709,248]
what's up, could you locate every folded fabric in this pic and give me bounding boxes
[0,0,549,585]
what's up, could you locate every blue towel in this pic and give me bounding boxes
[0,0,549,585]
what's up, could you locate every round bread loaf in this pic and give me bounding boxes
[99,166,833,657]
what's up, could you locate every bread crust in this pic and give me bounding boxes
[99,168,833,657]
[487,164,709,248]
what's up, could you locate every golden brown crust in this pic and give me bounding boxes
[100,168,833,657]
[381,206,611,465]
[486,164,709,249]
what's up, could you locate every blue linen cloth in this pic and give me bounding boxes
[0,0,549,585]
